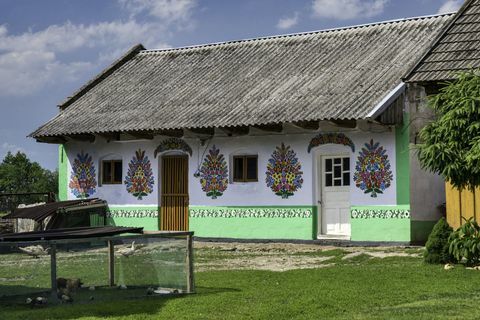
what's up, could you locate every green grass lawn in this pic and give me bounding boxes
[2,246,480,319]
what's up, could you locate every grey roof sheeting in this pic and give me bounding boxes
[406,0,480,82]
[31,15,452,139]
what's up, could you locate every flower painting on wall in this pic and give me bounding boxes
[353,139,393,198]
[266,143,303,199]
[69,151,97,198]
[125,149,154,200]
[200,145,228,199]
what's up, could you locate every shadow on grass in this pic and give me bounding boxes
[2,285,240,320]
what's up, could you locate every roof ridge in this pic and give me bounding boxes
[58,44,145,110]
[141,13,454,54]
[404,0,476,82]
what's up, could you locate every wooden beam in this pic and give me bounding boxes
[329,119,357,129]
[50,244,57,300]
[219,126,249,136]
[69,134,96,142]
[187,127,215,137]
[291,120,319,131]
[36,136,67,144]
[156,129,184,138]
[186,234,195,293]
[252,123,283,133]
[97,132,120,142]
[127,131,154,140]
[108,240,115,287]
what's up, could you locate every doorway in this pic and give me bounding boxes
[319,155,351,237]
[160,155,189,231]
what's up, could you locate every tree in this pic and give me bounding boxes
[417,71,480,190]
[0,152,58,209]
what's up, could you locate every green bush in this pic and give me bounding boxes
[424,218,454,264]
[448,218,480,266]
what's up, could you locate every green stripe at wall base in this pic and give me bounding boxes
[350,206,411,242]
[189,206,314,240]
[107,206,159,231]
[107,217,158,231]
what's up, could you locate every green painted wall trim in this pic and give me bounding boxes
[108,206,158,217]
[107,217,158,231]
[190,217,312,240]
[395,112,410,205]
[351,205,410,211]
[350,205,411,242]
[58,145,68,201]
[189,206,313,219]
[351,218,410,242]
[411,220,437,244]
[189,206,315,240]
[107,206,159,231]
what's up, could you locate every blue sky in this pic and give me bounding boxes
[0,0,463,170]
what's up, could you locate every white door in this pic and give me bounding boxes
[320,155,351,236]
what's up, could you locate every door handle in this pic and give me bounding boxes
[317,200,322,205]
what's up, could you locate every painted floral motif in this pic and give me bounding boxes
[189,207,313,219]
[69,151,96,198]
[351,209,410,219]
[124,149,154,200]
[200,145,228,199]
[353,139,393,198]
[108,209,158,218]
[307,133,355,153]
[154,138,192,158]
[266,143,303,199]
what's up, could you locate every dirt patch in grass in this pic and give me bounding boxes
[195,241,422,272]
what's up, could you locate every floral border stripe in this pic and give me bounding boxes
[108,209,158,218]
[189,207,312,219]
[351,209,410,219]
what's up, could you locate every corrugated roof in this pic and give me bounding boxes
[2,199,106,222]
[0,226,143,242]
[30,14,452,139]
[405,0,480,82]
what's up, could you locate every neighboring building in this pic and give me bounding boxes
[404,0,480,230]
[31,14,453,242]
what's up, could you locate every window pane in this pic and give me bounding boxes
[233,157,244,181]
[343,158,350,171]
[334,158,341,165]
[325,173,332,187]
[102,162,112,183]
[114,161,122,183]
[334,179,342,186]
[343,172,350,186]
[325,159,332,172]
[334,165,341,179]
[246,157,258,180]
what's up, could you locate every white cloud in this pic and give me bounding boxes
[119,0,196,23]
[312,0,388,20]
[437,0,463,14]
[0,1,196,98]
[277,12,300,30]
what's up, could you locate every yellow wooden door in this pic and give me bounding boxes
[160,156,189,231]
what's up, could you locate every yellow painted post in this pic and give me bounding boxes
[461,188,475,223]
[446,182,462,229]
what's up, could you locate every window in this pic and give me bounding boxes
[233,155,258,182]
[102,160,123,184]
[324,157,350,187]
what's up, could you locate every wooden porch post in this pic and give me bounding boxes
[108,240,115,286]
[186,234,195,293]
[50,244,57,300]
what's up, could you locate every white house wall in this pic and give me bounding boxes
[64,131,397,208]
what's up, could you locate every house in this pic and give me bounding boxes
[31,13,454,242]
[404,0,480,230]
